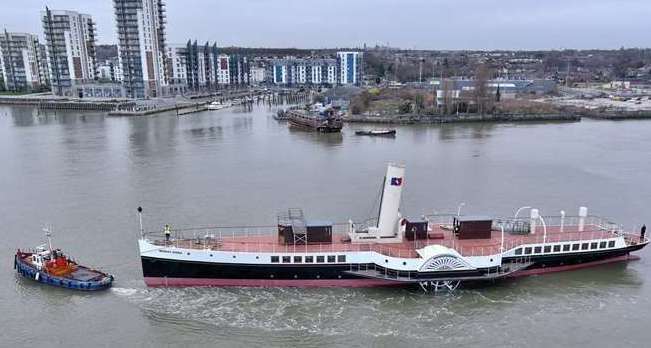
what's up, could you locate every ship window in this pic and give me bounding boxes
[544,246,551,253]
[305,256,314,263]
[515,248,522,255]
[608,241,615,248]
[599,241,607,248]
[553,245,561,252]
[563,244,571,251]
[293,256,302,263]
[271,256,279,263]
[534,247,542,254]
[337,255,346,263]
[524,247,532,255]
[572,244,580,251]
[590,242,598,249]
[581,243,589,250]
[316,256,325,263]
[282,256,291,263]
[327,255,336,263]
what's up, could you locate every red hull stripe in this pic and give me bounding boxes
[508,254,639,278]
[144,277,405,288]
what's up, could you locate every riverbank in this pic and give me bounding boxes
[343,112,580,124]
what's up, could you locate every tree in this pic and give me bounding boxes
[474,64,492,114]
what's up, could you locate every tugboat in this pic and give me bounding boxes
[137,164,648,290]
[287,104,343,133]
[14,227,114,291]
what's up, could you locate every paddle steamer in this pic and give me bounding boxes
[138,164,647,290]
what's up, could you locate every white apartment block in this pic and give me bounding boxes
[0,31,49,91]
[216,54,230,85]
[114,0,168,98]
[42,8,98,95]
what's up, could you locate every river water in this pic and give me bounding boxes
[1,104,650,347]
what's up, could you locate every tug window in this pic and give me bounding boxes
[282,256,291,263]
[327,255,336,263]
[572,244,580,251]
[608,241,615,248]
[544,246,551,253]
[581,243,589,250]
[316,256,325,263]
[553,245,561,252]
[599,241,607,249]
[524,247,532,255]
[534,247,542,254]
[305,256,314,263]
[337,255,346,263]
[271,256,279,263]
[294,256,302,263]
[590,242,598,250]
[563,244,571,251]
[515,248,522,255]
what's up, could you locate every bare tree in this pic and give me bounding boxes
[474,64,491,114]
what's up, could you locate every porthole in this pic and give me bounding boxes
[385,259,389,263]
[490,258,493,262]
[338,275,342,279]
[294,275,298,279]
[209,254,213,257]
[187,252,190,255]
[270,274,274,278]
[316,275,320,279]
[232,255,236,259]
[256,256,259,259]
[402,262,407,266]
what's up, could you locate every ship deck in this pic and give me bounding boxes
[148,220,645,258]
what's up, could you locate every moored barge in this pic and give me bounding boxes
[138,164,647,290]
[286,104,343,132]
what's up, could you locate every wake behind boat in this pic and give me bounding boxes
[137,164,648,290]
[14,228,114,291]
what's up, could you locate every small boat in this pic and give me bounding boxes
[207,101,230,110]
[274,109,289,120]
[355,129,397,136]
[14,227,114,291]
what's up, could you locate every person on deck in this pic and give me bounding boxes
[164,224,172,243]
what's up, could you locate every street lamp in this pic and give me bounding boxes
[457,203,465,217]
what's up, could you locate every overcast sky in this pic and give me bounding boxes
[2,0,650,50]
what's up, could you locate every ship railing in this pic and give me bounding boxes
[141,216,637,258]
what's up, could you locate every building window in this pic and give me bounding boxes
[553,245,561,252]
[524,247,532,255]
[282,256,291,263]
[581,243,589,250]
[608,241,615,248]
[544,246,551,253]
[271,256,279,263]
[534,246,542,254]
[327,255,336,263]
[294,256,302,263]
[599,241,607,248]
[572,244,580,251]
[316,256,325,263]
[590,242,598,250]
[305,256,314,263]
[563,244,571,252]
[337,255,346,263]
[515,248,522,255]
